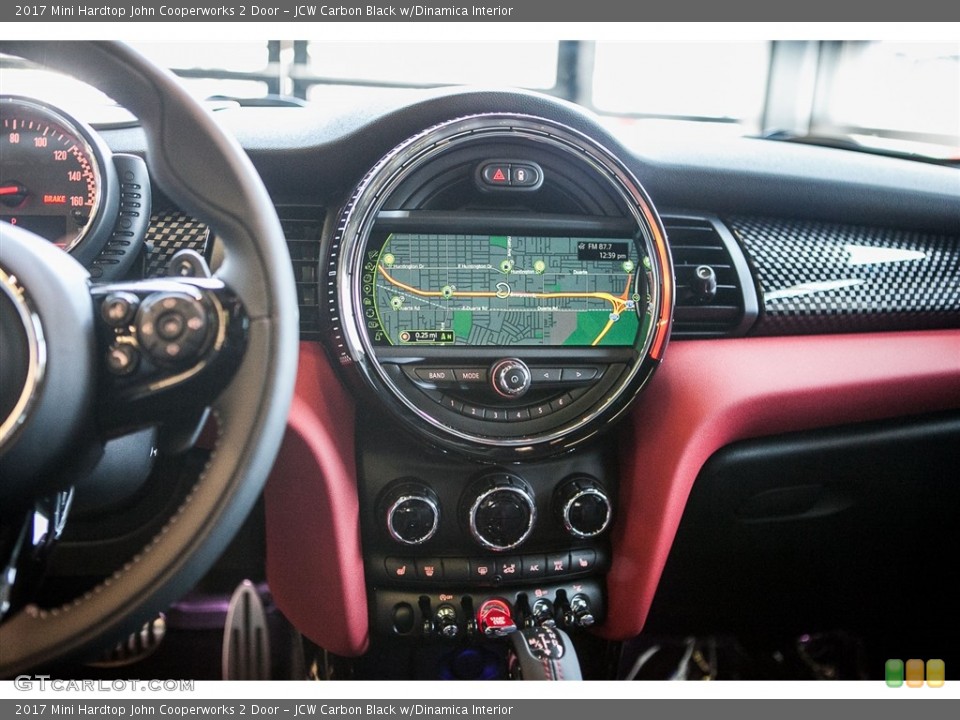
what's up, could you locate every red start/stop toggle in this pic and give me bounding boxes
[476,598,517,638]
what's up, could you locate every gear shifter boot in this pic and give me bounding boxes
[507,626,582,680]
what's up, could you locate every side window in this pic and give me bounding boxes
[811,42,960,148]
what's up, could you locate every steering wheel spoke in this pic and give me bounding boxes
[92,278,248,435]
[0,489,74,623]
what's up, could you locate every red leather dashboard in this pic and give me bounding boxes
[266,332,960,654]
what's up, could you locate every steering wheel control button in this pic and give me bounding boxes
[491,358,532,399]
[383,484,440,546]
[466,473,537,551]
[556,478,613,538]
[136,291,212,367]
[106,344,139,376]
[157,312,185,341]
[100,292,139,327]
[167,248,213,279]
[477,598,517,638]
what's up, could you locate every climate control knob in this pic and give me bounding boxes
[381,482,440,546]
[554,477,612,538]
[465,473,537,551]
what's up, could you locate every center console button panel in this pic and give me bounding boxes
[359,417,617,641]
[370,581,605,639]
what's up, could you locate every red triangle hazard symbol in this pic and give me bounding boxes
[492,168,506,182]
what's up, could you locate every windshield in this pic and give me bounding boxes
[2,40,957,162]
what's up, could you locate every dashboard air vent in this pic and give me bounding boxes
[664,214,757,338]
[278,206,325,341]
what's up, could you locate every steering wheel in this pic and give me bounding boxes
[0,42,298,674]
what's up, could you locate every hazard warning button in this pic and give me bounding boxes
[481,163,511,186]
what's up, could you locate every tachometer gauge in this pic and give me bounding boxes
[1,96,107,253]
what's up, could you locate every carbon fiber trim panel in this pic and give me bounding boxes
[728,216,960,336]
[144,208,210,278]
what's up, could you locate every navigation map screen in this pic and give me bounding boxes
[363,232,648,347]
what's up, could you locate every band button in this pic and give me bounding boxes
[414,368,455,383]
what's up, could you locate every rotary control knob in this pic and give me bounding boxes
[566,594,596,628]
[554,476,612,539]
[530,598,557,627]
[490,358,531,399]
[434,604,460,639]
[381,481,440,546]
[465,473,537,551]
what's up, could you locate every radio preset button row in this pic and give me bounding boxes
[431,387,589,422]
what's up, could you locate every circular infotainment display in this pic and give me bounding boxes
[325,113,673,458]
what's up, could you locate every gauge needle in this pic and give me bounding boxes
[0,183,28,207]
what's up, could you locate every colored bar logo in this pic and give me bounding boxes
[886,658,945,687]
[885,659,904,687]
[927,659,945,688]
[906,659,924,687]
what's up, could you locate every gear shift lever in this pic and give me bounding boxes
[507,626,583,680]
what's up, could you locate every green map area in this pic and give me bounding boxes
[373,233,643,347]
